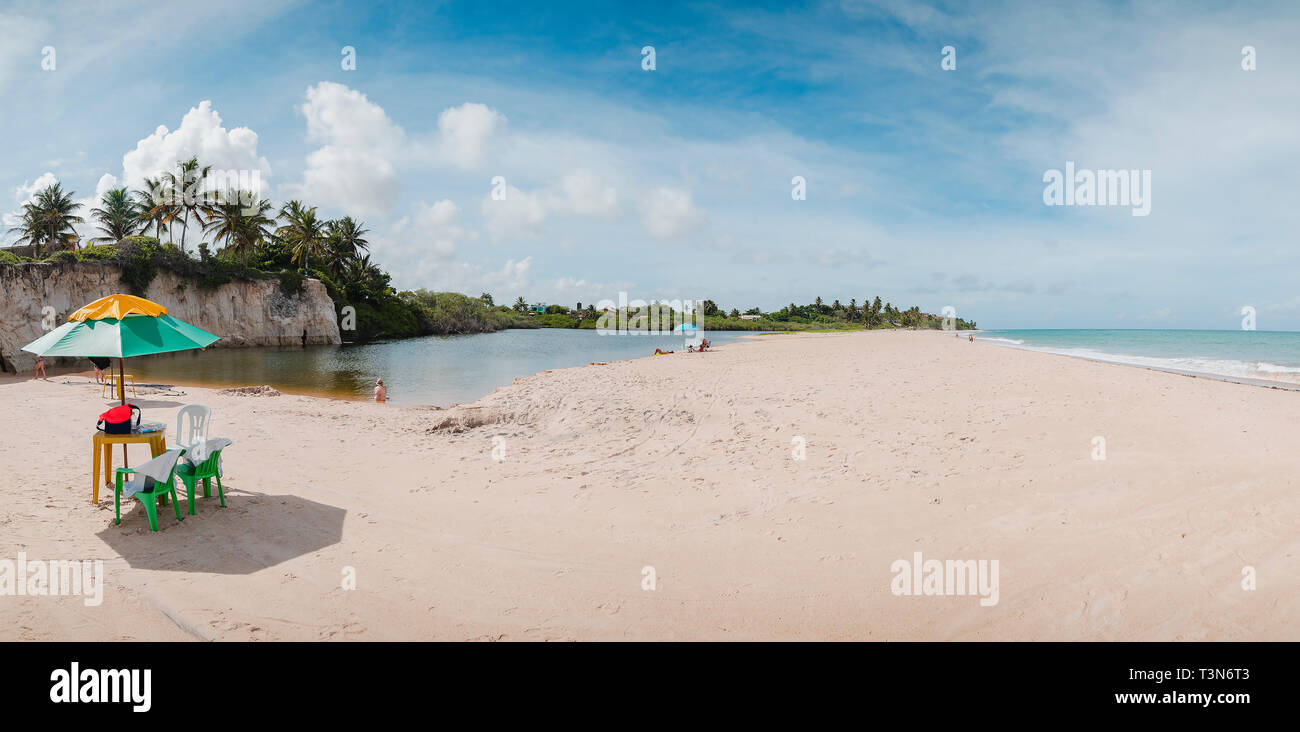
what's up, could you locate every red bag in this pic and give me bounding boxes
[98,404,141,435]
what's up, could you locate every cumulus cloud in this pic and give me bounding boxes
[282,82,404,218]
[71,173,122,240]
[554,170,619,217]
[481,185,548,242]
[479,170,619,242]
[390,199,475,260]
[121,100,272,195]
[638,187,705,239]
[482,257,534,293]
[2,172,59,228]
[435,102,507,170]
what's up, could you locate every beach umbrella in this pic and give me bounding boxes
[21,294,220,405]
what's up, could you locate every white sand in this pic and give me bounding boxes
[1,331,1295,640]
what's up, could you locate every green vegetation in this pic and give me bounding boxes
[502,297,976,332]
[402,291,535,336]
[3,163,976,341]
[0,164,526,342]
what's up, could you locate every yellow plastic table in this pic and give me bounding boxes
[91,430,167,504]
[102,374,137,398]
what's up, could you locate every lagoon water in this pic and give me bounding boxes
[978,329,1300,386]
[125,329,754,407]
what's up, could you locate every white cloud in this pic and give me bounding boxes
[390,199,475,260]
[481,185,548,242]
[481,256,533,293]
[283,82,404,218]
[436,102,507,170]
[2,172,59,229]
[121,100,272,196]
[638,187,705,239]
[73,173,121,241]
[478,170,620,242]
[554,170,619,217]
[546,276,634,307]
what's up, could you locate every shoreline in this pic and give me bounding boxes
[22,328,1299,413]
[975,334,1300,393]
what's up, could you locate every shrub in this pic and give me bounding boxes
[535,313,577,328]
[76,244,118,261]
[113,240,160,296]
[278,268,305,297]
[43,250,79,264]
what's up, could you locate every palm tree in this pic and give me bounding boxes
[7,183,83,257]
[162,156,213,253]
[88,187,144,243]
[513,296,528,313]
[133,177,169,241]
[203,191,275,266]
[324,216,370,278]
[276,200,326,277]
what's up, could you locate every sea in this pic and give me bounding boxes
[976,329,1300,387]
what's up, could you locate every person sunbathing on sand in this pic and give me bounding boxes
[374,379,388,403]
[654,348,674,355]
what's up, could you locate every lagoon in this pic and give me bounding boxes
[125,328,755,407]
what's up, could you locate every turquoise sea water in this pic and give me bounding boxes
[124,329,753,407]
[977,329,1300,385]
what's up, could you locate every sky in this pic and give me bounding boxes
[2,0,1298,329]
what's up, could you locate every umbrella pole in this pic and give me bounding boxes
[119,358,128,472]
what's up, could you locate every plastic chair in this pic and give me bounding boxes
[176,404,212,453]
[176,438,232,514]
[114,449,185,531]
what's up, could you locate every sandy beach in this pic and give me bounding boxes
[1,331,1295,641]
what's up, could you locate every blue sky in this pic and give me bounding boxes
[3,0,1299,328]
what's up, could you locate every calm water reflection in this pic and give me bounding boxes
[126,329,753,407]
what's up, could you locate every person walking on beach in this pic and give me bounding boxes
[374,379,388,403]
[33,355,48,380]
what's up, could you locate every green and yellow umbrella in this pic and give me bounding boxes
[22,294,220,404]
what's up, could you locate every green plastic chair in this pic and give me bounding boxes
[114,449,185,532]
[175,443,228,515]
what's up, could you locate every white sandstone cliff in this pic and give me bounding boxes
[0,261,341,373]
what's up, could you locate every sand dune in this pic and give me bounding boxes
[1,331,1295,640]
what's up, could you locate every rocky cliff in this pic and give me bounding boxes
[0,261,341,373]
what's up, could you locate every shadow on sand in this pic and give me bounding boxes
[96,486,346,574]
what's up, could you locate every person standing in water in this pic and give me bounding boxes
[89,356,110,384]
[374,379,388,403]
[301,329,308,347]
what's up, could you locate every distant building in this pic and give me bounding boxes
[738,314,762,321]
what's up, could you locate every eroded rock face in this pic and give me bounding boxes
[0,261,341,373]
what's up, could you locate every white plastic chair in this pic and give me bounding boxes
[176,404,213,455]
